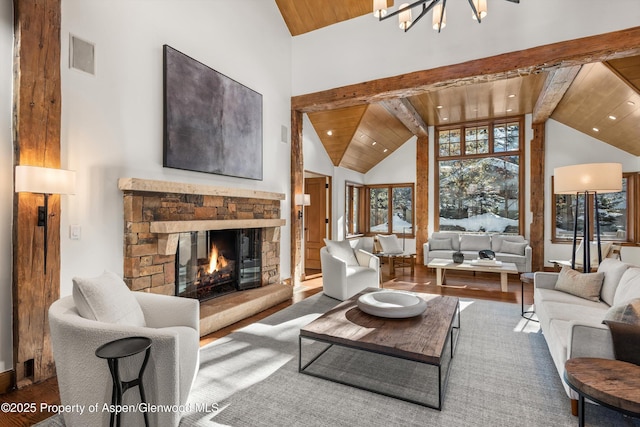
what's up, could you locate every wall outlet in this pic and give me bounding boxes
[69,225,81,240]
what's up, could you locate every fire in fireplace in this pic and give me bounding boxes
[176,229,262,301]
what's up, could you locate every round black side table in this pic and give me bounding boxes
[96,336,152,427]
[520,272,538,322]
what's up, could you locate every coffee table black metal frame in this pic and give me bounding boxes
[298,300,460,410]
[95,336,152,427]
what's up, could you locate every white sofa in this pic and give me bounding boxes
[424,232,532,272]
[534,258,640,409]
[321,240,380,301]
[49,272,200,427]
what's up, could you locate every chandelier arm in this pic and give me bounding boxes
[379,0,435,22]
[467,0,481,22]
[436,0,447,33]
[407,3,433,31]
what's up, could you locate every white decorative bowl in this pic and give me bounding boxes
[357,290,427,318]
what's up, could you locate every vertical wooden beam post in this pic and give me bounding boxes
[416,135,429,264]
[530,122,546,272]
[290,109,304,286]
[12,0,62,388]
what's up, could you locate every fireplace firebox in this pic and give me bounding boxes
[176,228,262,301]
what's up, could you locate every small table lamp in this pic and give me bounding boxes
[554,163,622,272]
[15,165,76,272]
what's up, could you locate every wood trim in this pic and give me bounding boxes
[530,122,545,271]
[0,370,13,395]
[532,66,582,124]
[381,98,428,137]
[416,136,429,264]
[118,178,285,200]
[291,110,304,286]
[13,0,62,388]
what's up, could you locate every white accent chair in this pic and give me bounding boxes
[48,271,200,427]
[320,240,380,301]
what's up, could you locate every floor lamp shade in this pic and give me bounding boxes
[554,163,622,194]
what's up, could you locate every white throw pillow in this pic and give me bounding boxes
[377,234,404,254]
[324,239,359,266]
[429,238,452,251]
[72,270,146,326]
[500,240,528,256]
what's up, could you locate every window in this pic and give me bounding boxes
[553,173,638,244]
[345,183,362,236]
[364,184,414,236]
[436,118,524,233]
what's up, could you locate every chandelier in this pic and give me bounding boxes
[373,0,519,33]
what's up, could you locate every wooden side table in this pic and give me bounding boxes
[96,336,152,427]
[389,253,416,276]
[564,357,640,427]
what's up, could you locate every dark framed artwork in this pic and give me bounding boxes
[163,45,263,180]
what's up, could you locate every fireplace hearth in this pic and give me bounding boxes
[176,228,262,301]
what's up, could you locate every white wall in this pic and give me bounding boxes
[58,0,293,300]
[544,119,640,266]
[0,1,13,373]
[292,0,640,94]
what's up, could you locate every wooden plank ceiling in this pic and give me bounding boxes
[278,2,640,171]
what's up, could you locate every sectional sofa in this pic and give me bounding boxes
[423,232,532,272]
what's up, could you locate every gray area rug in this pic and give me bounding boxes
[38,294,640,426]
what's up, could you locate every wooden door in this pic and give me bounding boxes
[304,177,328,270]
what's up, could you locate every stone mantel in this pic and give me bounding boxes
[150,218,286,234]
[118,177,286,201]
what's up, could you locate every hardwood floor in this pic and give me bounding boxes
[0,264,534,426]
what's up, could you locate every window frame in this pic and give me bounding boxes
[551,172,639,245]
[434,116,525,234]
[364,183,415,237]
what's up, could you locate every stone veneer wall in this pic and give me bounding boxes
[122,191,281,295]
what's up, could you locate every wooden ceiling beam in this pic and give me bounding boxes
[532,65,581,124]
[292,26,640,113]
[380,98,429,137]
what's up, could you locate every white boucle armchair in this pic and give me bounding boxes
[49,291,200,427]
[320,243,380,301]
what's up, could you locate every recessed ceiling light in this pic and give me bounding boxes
[628,101,636,106]
[443,117,448,121]
[593,127,599,132]
[508,94,516,98]
[436,105,443,109]
[608,115,617,120]
[506,108,513,112]
[372,141,377,146]
[383,148,388,153]
[327,130,333,136]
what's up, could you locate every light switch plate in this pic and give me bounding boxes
[70,225,81,240]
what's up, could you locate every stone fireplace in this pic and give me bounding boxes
[118,178,292,334]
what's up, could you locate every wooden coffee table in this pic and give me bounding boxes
[427,258,519,292]
[564,357,640,427]
[299,288,460,409]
